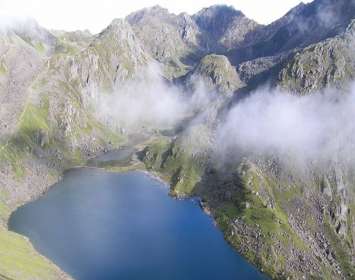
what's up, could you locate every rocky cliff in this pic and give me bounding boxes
[278,19,355,94]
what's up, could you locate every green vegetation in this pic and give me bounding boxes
[34,42,46,55]
[141,137,203,195]
[0,61,7,75]
[162,59,190,79]
[0,143,25,180]
[19,103,49,137]
[324,219,355,278]
[193,54,242,93]
[0,227,65,280]
[211,163,312,279]
[95,121,124,147]
[0,192,10,224]
[0,100,51,179]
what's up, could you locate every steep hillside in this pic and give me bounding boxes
[228,0,355,64]
[126,6,204,78]
[278,19,355,94]
[0,18,151,280]
[183,54,244,95]
[126,5,259,78]
[0,18,151,209]
[51,30,93,54]
[193,5,260,51]
[0,27,49,138]
[9,18,58,56]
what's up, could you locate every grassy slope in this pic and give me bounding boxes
[141,137,204,196]
[212,165,310,279]
[0,227,65,280]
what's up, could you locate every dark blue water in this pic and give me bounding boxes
[9,169,265,280]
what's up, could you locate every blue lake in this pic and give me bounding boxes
[9,169,266,280]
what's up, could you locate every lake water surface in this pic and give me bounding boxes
[9,168,266,280]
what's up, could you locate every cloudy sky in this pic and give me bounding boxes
[0,0,312,33]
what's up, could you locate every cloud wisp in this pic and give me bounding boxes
[92,64,211,133]
[217,86,355,169]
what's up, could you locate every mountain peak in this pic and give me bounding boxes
[108,18,127,27]
[104,18,136,36]
[186,54,244,94]
[227,0,355,63]
[192,5,258,50]
[138,5,170,15]
[193,5,244,21]
[126,5,172,23]
[283,2,307,17]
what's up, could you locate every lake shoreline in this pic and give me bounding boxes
[9,163,266,280]
[7,146,268,280]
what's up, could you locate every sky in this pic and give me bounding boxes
[0,0,313,33]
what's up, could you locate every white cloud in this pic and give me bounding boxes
[216,86,355,169]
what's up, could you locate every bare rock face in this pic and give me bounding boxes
[237,52,292,89]
[228,0,355,64]
[72,19,150,90]
[126,6,204,77]
[51,29,93,53]
[4,17,58,56]
[0,30,45,137]
[185,54,244,96]
[193,5,260,51]
[31,18,151,154]
[278,20,355,95]
[126,5,259,78]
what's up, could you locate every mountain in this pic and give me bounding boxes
[8,18,58,56]
[126,5,204,77]
[183,54,244,95]
[193,5,260,50]
[126,5,259,78]
[278,19,355,94]
[0,30,44,138]
[227,0,355,64]
[1,1,355,279]
[0,18,151,279]
[51,29,93,53]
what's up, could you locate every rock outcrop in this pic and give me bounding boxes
[184,54,244,95]
[278,20,355,94]
[192,5,260,51]
[228,0,355,64]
